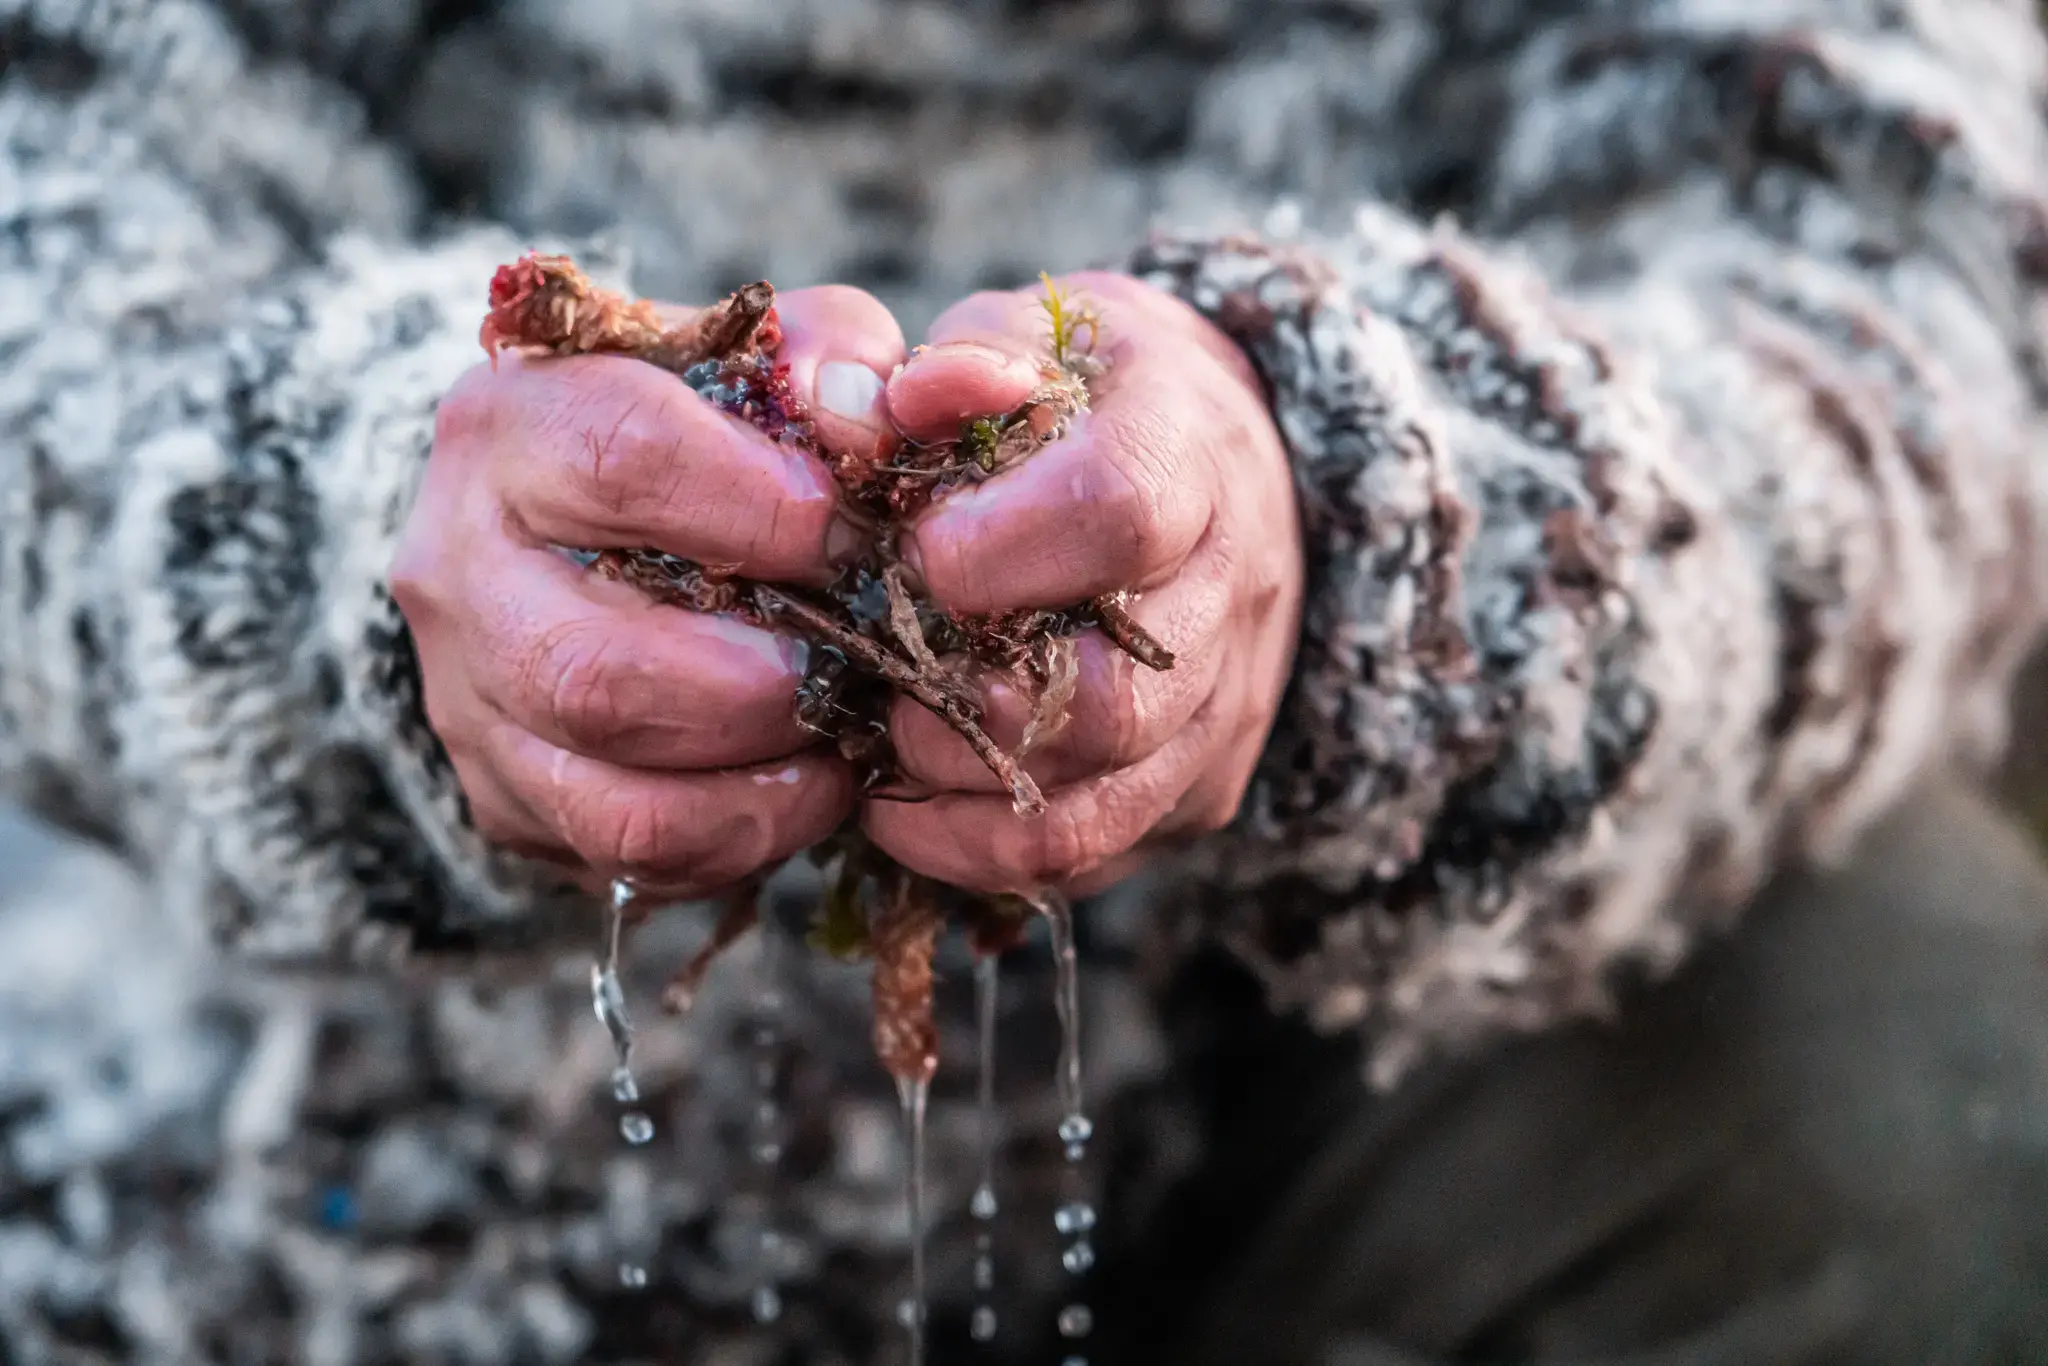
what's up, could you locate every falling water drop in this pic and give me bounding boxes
[969,951,1002,1345]
[593,880,637,1068]
[750,1283,783,1325]
[595,879,655,1288]
[1034,891,1094,1366]
[610,1066,639,1104]
[896,1073,932,1366]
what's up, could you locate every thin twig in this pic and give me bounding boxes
[883,563,943,676]
[660,882,761,1015]
[1092,592,1177,671]
[753,586,1046,817]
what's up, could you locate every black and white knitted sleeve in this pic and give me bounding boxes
[0,0,585,958]
[1134,0,2048,1081]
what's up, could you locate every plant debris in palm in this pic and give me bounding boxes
[481,253,1174,1083]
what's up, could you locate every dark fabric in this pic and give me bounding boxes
[1098,780,2048,1366]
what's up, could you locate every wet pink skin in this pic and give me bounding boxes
[392,286,904,896]
[870,273,1304,895]
[397,273,1304,901]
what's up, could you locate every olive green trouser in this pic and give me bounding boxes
[1096,780,2048,1366]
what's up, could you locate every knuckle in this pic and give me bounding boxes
[544,630,631,749]
[1073,669,1145,773]
[1091,420,1178,568]
[1020,803,1105,883]
[432,364,498,446]
[1186,785,1245,834]
[467,797,528,847]
[1077,456,1155,581]
[418,678,471,752]
[597,787,675,872]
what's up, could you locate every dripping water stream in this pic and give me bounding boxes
[1036,892,1096,1366]
[897,1074,932,1366]
[749,904,787,1325]
[969,952,1001,1344]
[595,879,657,1287]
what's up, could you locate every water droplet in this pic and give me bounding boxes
[896,1296,926,1329]
[1058,1305,1094,1338]
[619,1264,647,1289]
[610,1066,639,1104]
[1064,1141,1087,1163]
[973,1245,995,1291]
[750,1139,783,1165]
[1061,1240,1096,1275]
[970,1183,998,1222]
[620,1112,655,1145]
[1054,1201,1096,1236]
[970,1305,998,1342]
[1058,1114,1093,1148]
[751,1284,783,1324]
[1062,1356,1088,1366]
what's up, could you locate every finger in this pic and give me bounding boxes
[418,666,581,859]
[885,283,1083,441]
[492,725,856,891]
[900,374,1215,613]
[863,692,1222,894]
[445,352,849,584]
[773,285,908,467]
[887,539,1230,792]
[448,743,568,860]
[886,272,1242,443]
[887,342,1046,442]
[456,545,815,770]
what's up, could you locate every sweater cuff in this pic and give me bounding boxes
[121,230,605,962]
[1130,220,1735,1082]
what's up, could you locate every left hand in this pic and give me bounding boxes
[865,273,1304,895]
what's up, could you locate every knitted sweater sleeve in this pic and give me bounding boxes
[0,0,587,958]
[1133,1,2048,1081]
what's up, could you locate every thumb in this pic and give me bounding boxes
[770,285,909,468]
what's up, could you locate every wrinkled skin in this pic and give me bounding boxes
[394,274,1304,899]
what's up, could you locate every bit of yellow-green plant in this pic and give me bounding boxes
[1039,271,1100,371]
[809,856,873,961]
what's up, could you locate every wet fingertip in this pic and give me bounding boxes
[886,341,1043,437]
[815,359,887,422]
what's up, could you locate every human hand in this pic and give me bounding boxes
[866,273,1304,895]
[393,286,907,896]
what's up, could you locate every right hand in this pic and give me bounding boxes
[391,285,906,897]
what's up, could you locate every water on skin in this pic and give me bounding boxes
[1035,891,1095,1365]
[896,1074,932,1366]
[970,952,1001,1342]
[596,878,657,1285]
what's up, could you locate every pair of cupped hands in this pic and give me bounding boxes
[393,273,1304,903]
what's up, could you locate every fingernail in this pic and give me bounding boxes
[815,360,885,421]
[825,514,870,567]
